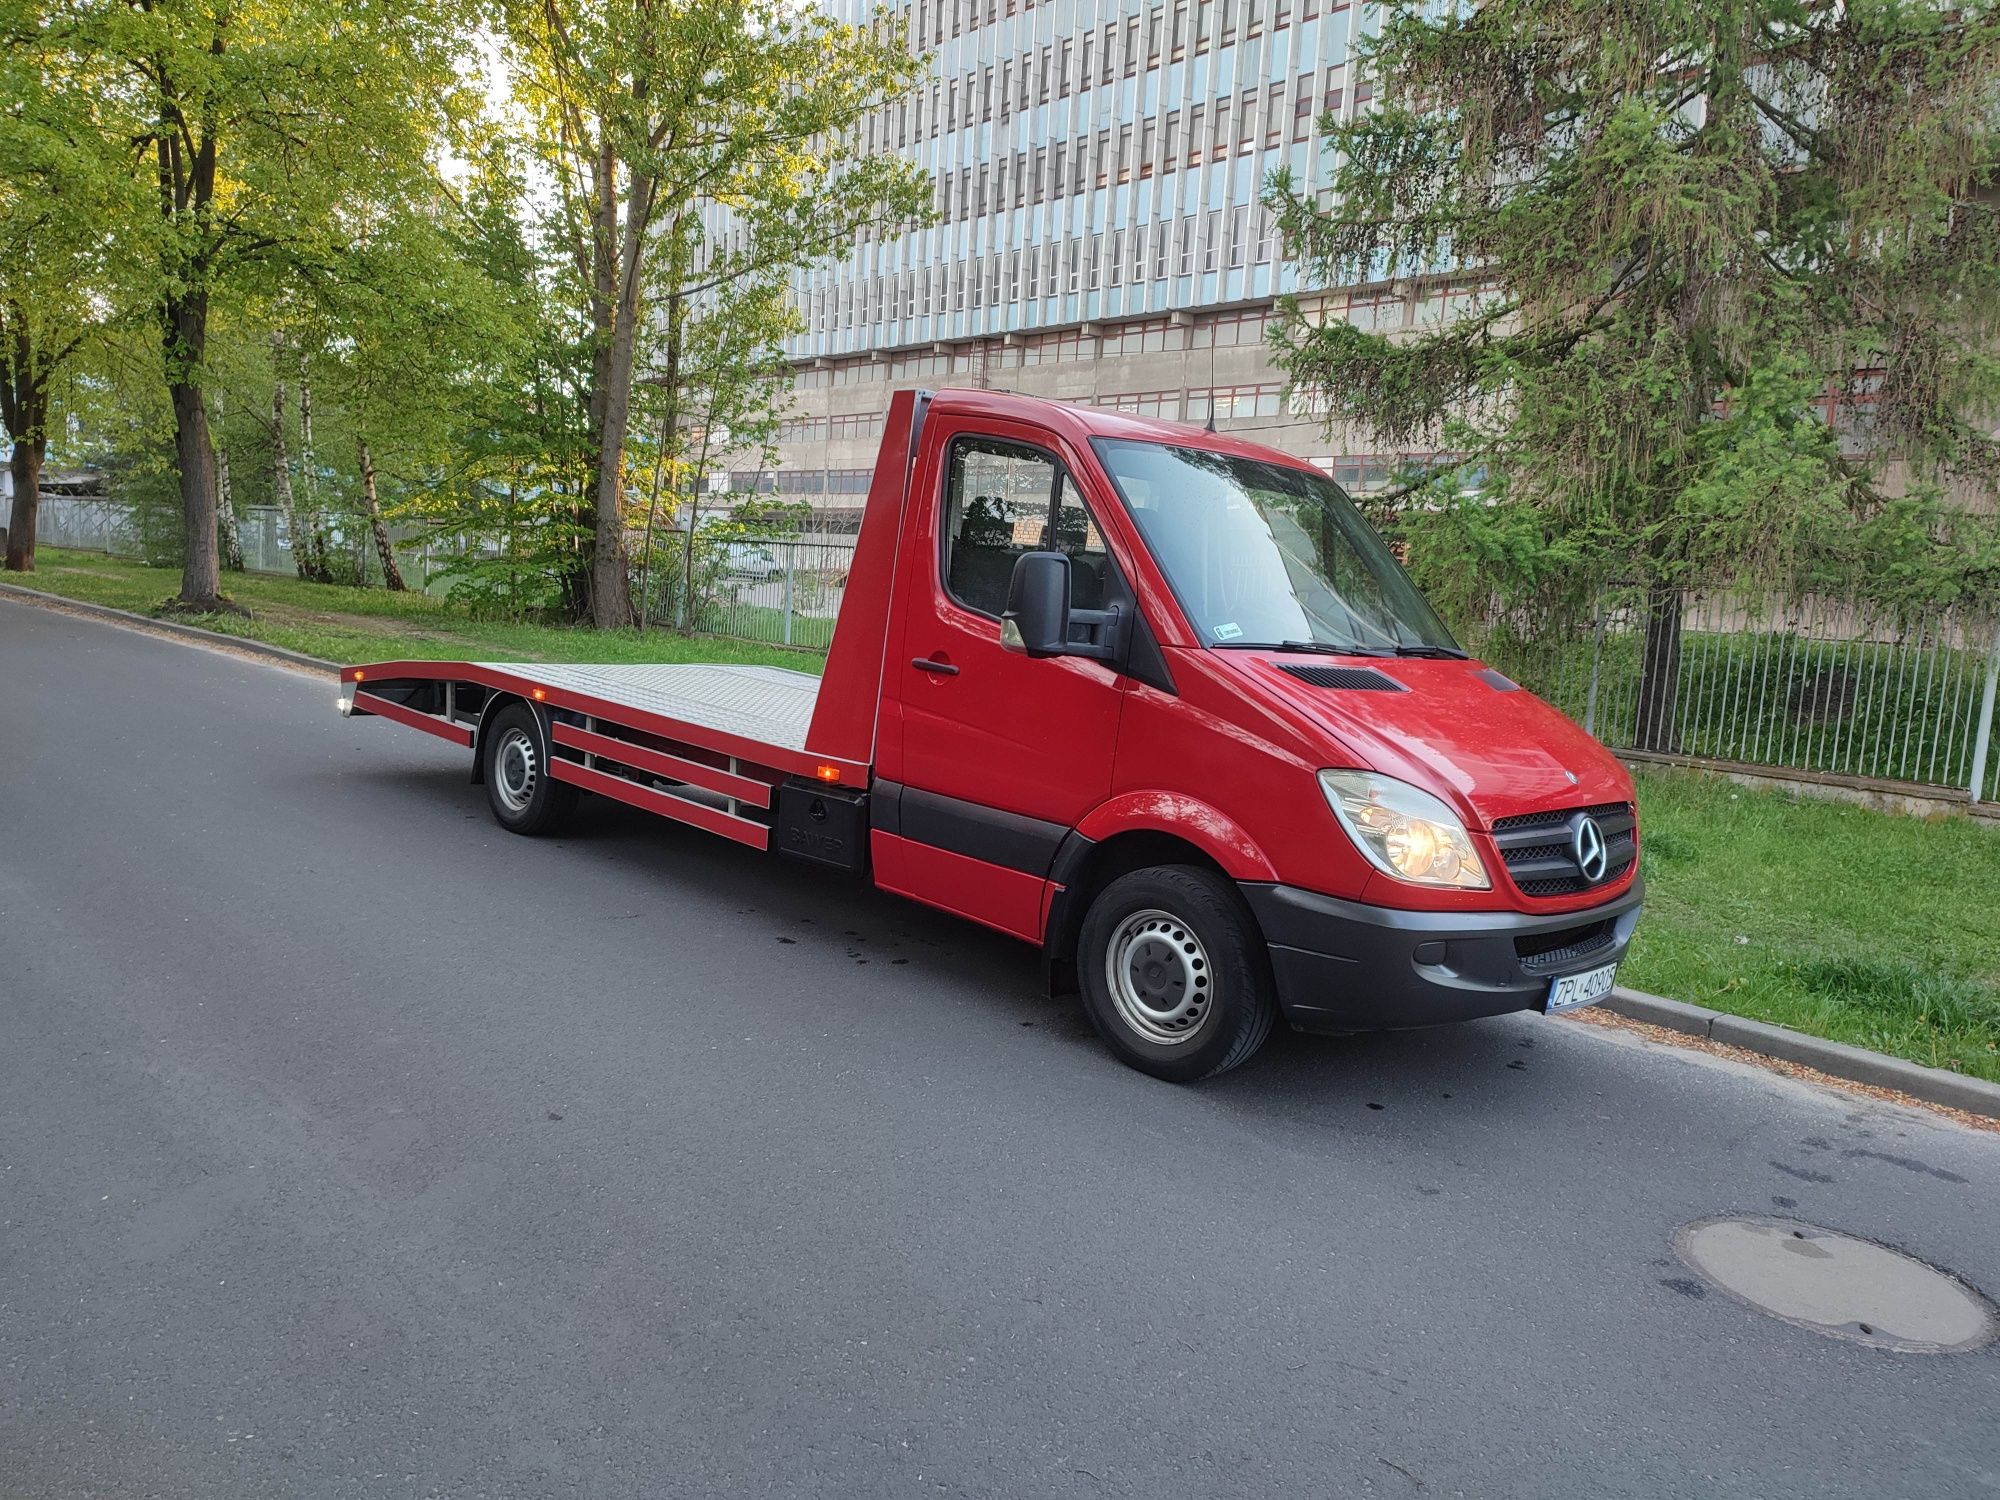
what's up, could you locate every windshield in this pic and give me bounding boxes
[1092,439,1461,656]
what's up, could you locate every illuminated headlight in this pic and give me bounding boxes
[337,682,356,716]
[1319,770,1490,890]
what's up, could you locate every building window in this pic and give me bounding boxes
[1293,76,1316,141]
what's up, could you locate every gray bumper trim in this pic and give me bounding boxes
[1240,879,1644,1033]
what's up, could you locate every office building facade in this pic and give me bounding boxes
[721,0,1455,519]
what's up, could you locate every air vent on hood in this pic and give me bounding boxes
[1474,667,1520,692]
[1275,663,1408,692]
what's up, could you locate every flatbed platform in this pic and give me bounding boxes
[339,653,867,799]
[469,662,822,753]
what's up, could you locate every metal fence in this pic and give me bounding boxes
[38,496,142,558]
[36,499,1999,802]
[638,531,858,651]
[38,497,464,596]
[1484,589,2000,803]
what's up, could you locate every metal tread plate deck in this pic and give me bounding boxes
[475,662,822,753]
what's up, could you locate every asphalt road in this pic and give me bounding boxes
[3,595,1997,1500]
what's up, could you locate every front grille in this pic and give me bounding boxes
[1516,861,1634,898]
[1489,801,1635,897]
[1491,800,1630,833]
[1515,919,1618,970]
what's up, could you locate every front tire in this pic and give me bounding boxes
[1077,865,1277,1081]
[482,702,579,835]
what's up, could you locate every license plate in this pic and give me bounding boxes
[1546,962,1618,1013]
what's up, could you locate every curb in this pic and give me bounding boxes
[1603,987,2000,1120]
[0,580,336,675]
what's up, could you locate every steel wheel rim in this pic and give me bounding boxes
[494,727,538,814]
[1105,907,1213,1046]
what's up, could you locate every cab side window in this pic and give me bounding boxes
[942,439,1058,618]
[942,436,1122,622]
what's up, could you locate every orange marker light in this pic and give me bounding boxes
[353,670,366,681]
[816,764,841,783]
[532,688,547,701]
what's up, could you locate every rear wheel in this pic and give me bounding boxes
[1077,865,1277,1081]
[482,702,578,835]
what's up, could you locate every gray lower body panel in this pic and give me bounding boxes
[1240,880,1644,1033]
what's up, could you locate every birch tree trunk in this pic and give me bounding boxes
[270,341,310,581]
[214,387,243,571]
[356,437,406,591]
[296,352,330,580]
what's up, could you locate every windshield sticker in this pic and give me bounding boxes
[1213,622,1244,641]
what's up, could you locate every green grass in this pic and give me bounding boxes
[14,550,1998,1081]
[1626,768,2000,1081]
[14,548,825,674]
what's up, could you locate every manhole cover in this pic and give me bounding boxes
[1674,1216,1998,1353]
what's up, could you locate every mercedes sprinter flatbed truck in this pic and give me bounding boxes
[339,388,1641,1080]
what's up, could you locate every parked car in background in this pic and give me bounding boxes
[723,543,785,580]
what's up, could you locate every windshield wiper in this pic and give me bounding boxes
[1214,640,1397,657]
[1388,644,1471,659]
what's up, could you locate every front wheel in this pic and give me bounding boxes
[482,702,579,835]
[1077,865,1277,1082]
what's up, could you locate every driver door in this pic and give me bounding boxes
[878,422,1126,939]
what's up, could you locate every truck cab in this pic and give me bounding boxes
[339,387,1640,1081]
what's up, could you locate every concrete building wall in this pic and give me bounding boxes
[703,0,1428,520]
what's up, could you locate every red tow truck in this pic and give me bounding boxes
[339,389,1641,1080]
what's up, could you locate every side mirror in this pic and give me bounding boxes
[1002,551,1071,657]
[1002,549,1130,666]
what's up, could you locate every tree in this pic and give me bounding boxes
[56,0,475,610]
[1270,0,2000,751]
[503,0,928,627]
[310,178,547,596]
[0,20,139,571]
[634,273,795,629]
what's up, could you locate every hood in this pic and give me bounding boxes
[1219,653,1633,827]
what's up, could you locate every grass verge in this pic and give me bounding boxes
[1624,768,2000,1081]
[12,549,824,674]
[12,551,1996,1080]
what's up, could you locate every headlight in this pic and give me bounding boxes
[1319,770,1490,890]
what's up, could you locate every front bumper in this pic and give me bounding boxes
[1240,879,1644,1034]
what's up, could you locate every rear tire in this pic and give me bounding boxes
[482,702,579,835]
[1077,865,1277,1081]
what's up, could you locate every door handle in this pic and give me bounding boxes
[912,656,960,676]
